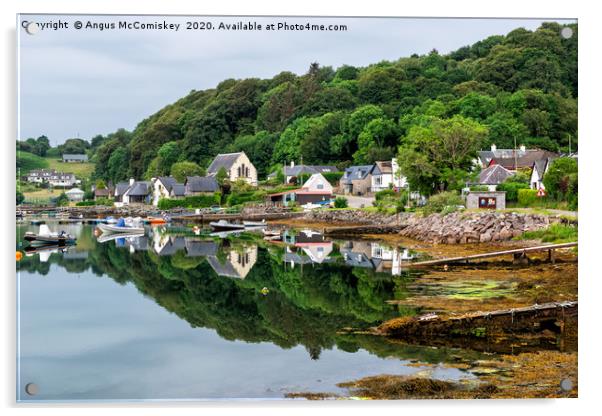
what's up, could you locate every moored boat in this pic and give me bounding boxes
[97,218,145,235]
[209,220,245,232]
[243,220,267,228]
[24,225,77,247]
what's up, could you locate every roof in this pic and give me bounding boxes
[490,150,558,170]
[341,165,373,184]
[478,164,515,185]
[170,184,186,197]
[156,236,186,256]
[62,154,88,161]
[532,159,548,178]
[156,176,178,191]
[115,182,130,196]
[207,256,241,278]
[126,181,151,196]
[185,176,219,193]
[185,240,218,257]
[65,188,84,194]
[372,161,393,175]
[207,152,245,173]
[94,188,111,197]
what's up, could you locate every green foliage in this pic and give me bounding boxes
[157,193,220,210]
[170,161,205,182]
[16,190,25,205]
[422,191,463,215]
[215,166,229,186]
[543,157,578,201]
[496,181,530,202]
[375,189,397,201]
[16,151,48,176]
[322,172,343,185]
[226,190,266,206]
[517,223,577,243]
[54,192,70,207]
[76,198,112,206]
[17,136,50,157]
[517,188,539,206]
[334,197,348,208]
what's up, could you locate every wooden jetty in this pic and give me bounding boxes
[410,242,577,267]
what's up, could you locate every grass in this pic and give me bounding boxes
[45,157,95,178]
[515,223,578,243]
[16,151,48,176]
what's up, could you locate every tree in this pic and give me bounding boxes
[16,190,25,205]
[171,161,205,182]
[543,157,578,200]
[157,141,181,173]
[353,118,399,164]
[215,166,229,186]
[54,192,69,207]
[398,115,487,194]
[107,147,129,183]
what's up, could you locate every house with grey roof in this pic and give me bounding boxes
[207,152,257,186]
[152,176,183,206]
[62,154,88,163]
[184,176,219,196]
[530,157,557,190]
[478,144,558,171]
[477,164,515,190]
[114,179,152,205]
[268,161,339,184]
[340,165,374,196]
[206,245,258,279]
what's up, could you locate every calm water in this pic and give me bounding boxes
[16,223,474,402]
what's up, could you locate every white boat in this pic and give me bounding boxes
[209,220,245,232]
[243,220,267,228]
[97,232,146,243]
[24,224,77,247]
[97,218,145,235]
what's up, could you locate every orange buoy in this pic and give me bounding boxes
[16,251,23,262]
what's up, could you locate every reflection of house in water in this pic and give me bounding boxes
[341,241,413,275]
[185,239,218,257]
[282,229,333,266]
[62,250,89,260]
[207,246,258,279]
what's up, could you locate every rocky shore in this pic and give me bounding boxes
[303,209,560,244]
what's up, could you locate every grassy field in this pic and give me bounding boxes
[44,157,95,178]
[16,151,49,176]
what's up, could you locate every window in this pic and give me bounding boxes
[317,183,324,189]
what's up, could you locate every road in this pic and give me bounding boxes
[336,194,375,209]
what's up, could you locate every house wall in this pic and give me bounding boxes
[371,173,393,192]
[530,169,544,190]
[302,174,333,193]
[229,153,258,186]
[466,192,506,210]
[350,176,372,196]
[297,193,332,205]
[153,180,171,206]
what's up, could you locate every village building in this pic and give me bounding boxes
[62,154,89,163]
[206,246,258,279]
[170,184,186,199]
[65,187,85,202]
[184,176,219,196]
[530,157,556,190]
[340,165,373,196]
[267,161,339,184]
[114,179,152,205]
[478,144,558,171]
[207,152,258,186]
[370,159,406,192]
[477,164,515,191]
[94,188,113,200]
[266,173,333,207]
[26,169,78,187]
[151,176,185,206]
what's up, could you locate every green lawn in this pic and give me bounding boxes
[45,157,95,178]
[16,151,48,176]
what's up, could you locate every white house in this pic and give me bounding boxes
[207,152,258,186]
[301,173,333,193]
[530,158,555,190]
[65,187,85,202]
[152,176,180,206]
[62,154,88,163]
[370,159,406,193]
[114,179,152,206]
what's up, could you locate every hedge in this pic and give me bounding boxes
[497,182,530,202]
[517,189,539,206]
[157,193,221,210]
[226,190,266,206]
[375,189,397,201]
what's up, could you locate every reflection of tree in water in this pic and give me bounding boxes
[18,233,424,360]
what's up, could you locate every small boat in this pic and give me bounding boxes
[105,216,118,224]
[24,224,76,247]
[262,229,281,241]
[69,213,84,220]
[97,218,145,235]
[243,219,267,228]
[97,232,146,244]
[209,220,245,232]
[147,216,168,225]
[30,219,45,225]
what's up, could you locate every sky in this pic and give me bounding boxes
[17,15,576,145]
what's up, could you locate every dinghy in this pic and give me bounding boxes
[24,224,76,247]
[209,220,245,232]
[97,217,145,234]
[243,219,267,228]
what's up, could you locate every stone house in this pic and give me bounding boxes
[340,165,373,196]
[207,152,257,186]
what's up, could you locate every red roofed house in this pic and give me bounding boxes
[267,173,333,207]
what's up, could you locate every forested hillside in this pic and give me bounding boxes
[90,22,577,194]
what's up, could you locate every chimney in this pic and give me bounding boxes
[520,145,526,152]
[491,144,497,151]
[129,178,135,186]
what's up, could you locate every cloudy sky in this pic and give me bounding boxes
[18,15,575,145]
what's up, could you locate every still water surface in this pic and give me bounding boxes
[17,223,473,401]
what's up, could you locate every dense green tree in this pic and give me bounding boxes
[170,161,205,182]
[543,157,578,200]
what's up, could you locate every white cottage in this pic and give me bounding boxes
[370,159,406,193]
[301,173,333,193]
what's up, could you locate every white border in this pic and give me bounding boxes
[2,1,600,415]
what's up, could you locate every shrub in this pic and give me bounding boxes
[517,189,539,206]
[323,172,344,186]
[54,192,69,207]
[423,191,463,215]
[157,193,221,210]
[334,197,348,208]
[375,189,397,201]
[497,181,530,202]
[76,198,112,206]
[226,190,266,206]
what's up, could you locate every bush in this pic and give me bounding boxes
[76,198,112,206]
[323,172,344,186]
[54,192,69,207]
[157,193,221,210]
[423,191,463,215]
[226,190,266,206]
[517,189,539,206]
[497,181,530,202]
[334,197,348,208]
[375,189,397,201]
